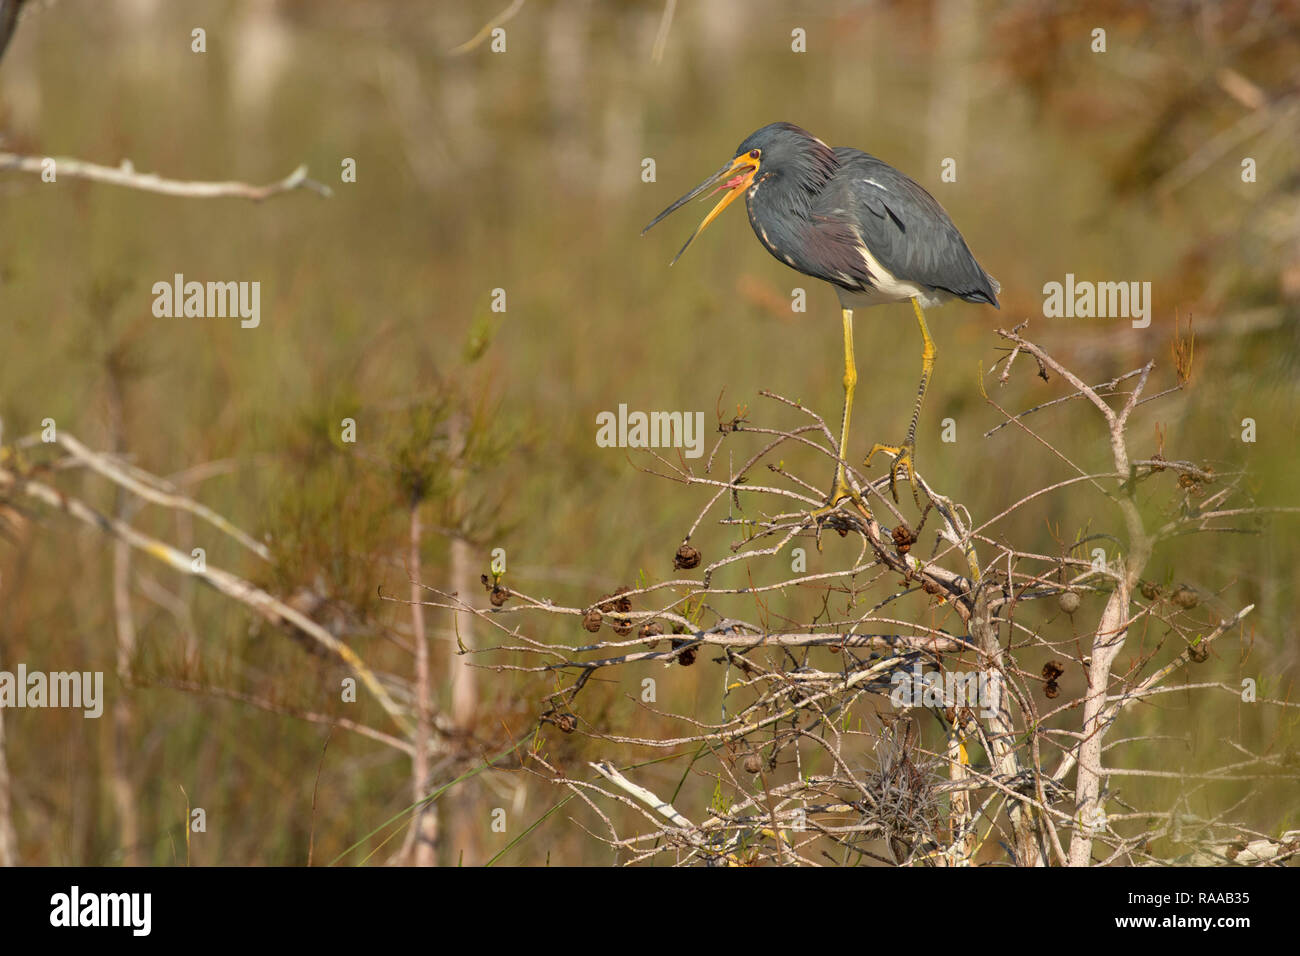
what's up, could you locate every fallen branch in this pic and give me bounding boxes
[0,153,332,200]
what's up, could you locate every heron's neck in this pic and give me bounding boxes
[743,141,837,269]
[754,141,838,223]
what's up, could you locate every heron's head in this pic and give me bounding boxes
[642,122,836,264]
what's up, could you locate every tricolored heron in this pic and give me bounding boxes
[643,122,999,516]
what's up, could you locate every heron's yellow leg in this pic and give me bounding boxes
[834,307,858,501]
[865,297,935,508]
[810,309,869,526]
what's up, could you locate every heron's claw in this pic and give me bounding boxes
[807,480,871,550]
[864,441,925,510]
[813,480,867,516]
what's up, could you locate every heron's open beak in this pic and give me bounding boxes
[641,153,759,265]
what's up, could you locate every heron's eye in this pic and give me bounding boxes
[748,149,760,160]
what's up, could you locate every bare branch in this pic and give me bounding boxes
[0,153,333,200]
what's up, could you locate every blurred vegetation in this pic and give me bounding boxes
[0,0,1297,865]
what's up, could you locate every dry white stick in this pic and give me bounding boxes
[944,724,974,866]
[57,433,271,562]
[0,153,332,200]
[1068,578,1131,865]
[589,761,694,829]
[0,468,413,736]
[1052,604,1255,785]
[408,503,437,866]
[651,0,677,63]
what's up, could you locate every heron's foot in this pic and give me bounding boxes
[864,441,925,510]
[806,478,871,549]
[811,479,868,516]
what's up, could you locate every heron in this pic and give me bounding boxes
[643,121,999,517]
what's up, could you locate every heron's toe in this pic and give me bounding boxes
[865,441,923,508]
[806,482,871,549]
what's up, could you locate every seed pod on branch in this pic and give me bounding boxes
[673,543,701,570]
[640,621,663,649]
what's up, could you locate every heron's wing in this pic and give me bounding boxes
[815,149,999,306]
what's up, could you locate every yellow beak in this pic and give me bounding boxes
[642,153,759,265]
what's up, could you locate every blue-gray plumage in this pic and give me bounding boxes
[644,121,1001,516]
[732,123,999,310]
